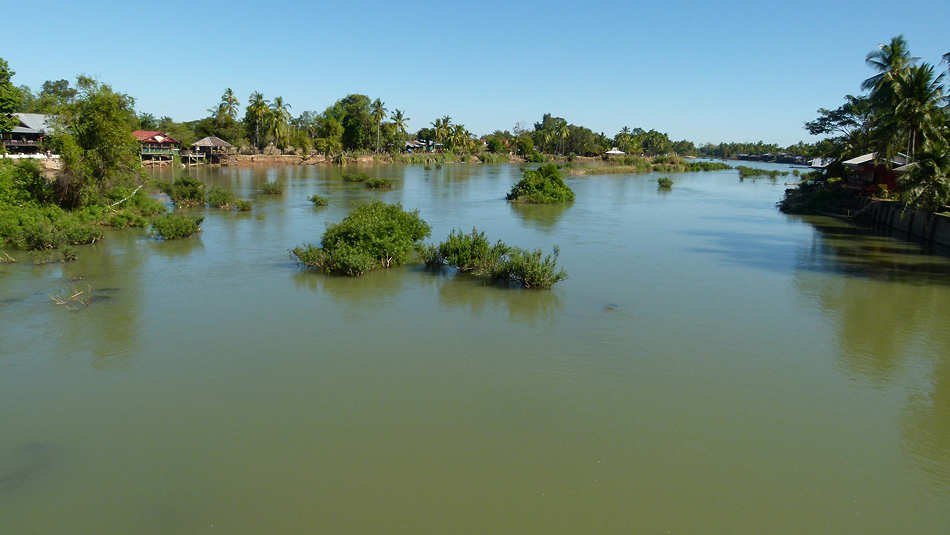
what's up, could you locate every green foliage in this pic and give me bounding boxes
[737,166,791,179]
[657,177,674,189]
[507,164,575,204]
[49,76,141,208]
[159,176,205,207]
[260,181,283,194]
[342,172,369,182]
[292,201,430,276]
[898,139,950,212]
[206,186,235,208]
[151,214,203,240]
[525,150,544,163]
[308,194,328,206]
[364,178,393,189]
[683,161,732,172]
[0,58,21,133]
[422,227,567,289]
[0,159,53,206]
[235,199,252,212]
[0,203,102,250]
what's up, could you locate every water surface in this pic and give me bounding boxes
[2,162,949,533]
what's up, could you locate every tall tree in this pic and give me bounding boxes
[220,88,239,120]
[270,96,292,149]
[390,109,409,136]
[0,58,21,134]
[371,98,387,153]
[893,64,946,158]
[245,91,270,148]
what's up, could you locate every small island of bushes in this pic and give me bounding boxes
[507,164,574,204]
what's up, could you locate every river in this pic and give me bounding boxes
[2,162,949,533]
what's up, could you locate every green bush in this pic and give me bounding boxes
[507,163,575,204]
[422,227,567,289]
[235,199,252,212]
[308,194,328,207]
[260,181,283,194]
[206,186,236,208]
[737,165,790,179]
[0,203,102,250]
[525,151,544,163]
[364,178,393,189]
[292,201,430,276]
[657,177,674,189]
[683,161,731,172]
[159,176,205,207]
[342,173,369,183]
[151,214,203,240]
[107,209,148,228]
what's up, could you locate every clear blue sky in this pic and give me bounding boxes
[5,0,948,146]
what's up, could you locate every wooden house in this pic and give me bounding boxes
[1,113,53,154]
[132,130,180,160]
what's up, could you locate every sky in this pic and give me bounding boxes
[4,0,948,146]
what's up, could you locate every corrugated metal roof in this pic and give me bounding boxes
[842,152,908,167]
[10,113,53,134]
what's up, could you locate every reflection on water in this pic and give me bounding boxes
[3,162,950,533]
[508,202,571,232]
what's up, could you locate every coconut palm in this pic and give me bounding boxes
[432,116,452,144]
[862,35,917,92]
[371,98,387,153]
[246,92,270,148]
[899,137,950,212]
[555,119,569,155]
[894,64,946,158]
[390,109,409,136]
[220,88,239,120]
[269,97,292,149]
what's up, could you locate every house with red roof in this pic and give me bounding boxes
[132,130,180,160]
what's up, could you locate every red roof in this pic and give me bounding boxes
[131,130,180,144]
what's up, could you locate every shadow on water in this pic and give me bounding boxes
[508,202,571,232]
[0,442,55,494]
[419,266,562,323]
[685,215,950,285]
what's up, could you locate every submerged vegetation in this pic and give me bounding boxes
[736,166,791,179]
[571,156,731,176]
[308,194,328,207]
[292,201,430,276]
[657,177,674,189]
[206,186,236,209]
[507,164,575,204]
[260,181,283,194]
[151,214,203,240]
[158,176,204,207]
[364,178,393,189]
[420,228,567,289]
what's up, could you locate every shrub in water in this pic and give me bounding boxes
[260,181,283,194]
[160,176,205,207]
[364,178,393,189]
[507,164,575,204]
[342,173,369,183]
[151,214,203,240]
[423,227,567,289]
[235,200,252,212]
[308,194,328,207]
[657,177,674,189]
[292,201,430,276]
[206,186,236,208]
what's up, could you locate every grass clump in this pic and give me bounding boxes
[364,178,393,190]
[657,177,674,189]
[158,176,205,207]
[151,214,203,240]
[292,201,430,276]
[683,161,731,172]
[507,163,575,204]
[235,199,252,212]
[308,194,329,207]
[260,181,283,194]
[342,173,369,183]
[737,165,790,179]
[206,186,236,209]
[422,227,567,289]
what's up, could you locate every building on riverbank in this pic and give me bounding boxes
[1,113,53,154]
[842,152,907,191]
[132,130,180,161]
[191,136,234,163]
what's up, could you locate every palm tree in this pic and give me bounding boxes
[247,91,270,148]
[862,35,917,92]
[270,96,292,149]
[555,120,569,155]
[220,88,239,120]
[899,137,950,212]
[390,109,409,136]
[432,116,452,145]
[371,98,387,153]
[894,64,946,158]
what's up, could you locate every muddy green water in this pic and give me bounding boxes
[2,163,950,533]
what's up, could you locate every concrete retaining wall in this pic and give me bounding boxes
[859,200,950,248]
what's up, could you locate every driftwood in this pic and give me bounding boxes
[108,185,143,209]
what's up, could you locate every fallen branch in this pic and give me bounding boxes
[109,185,143,209]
